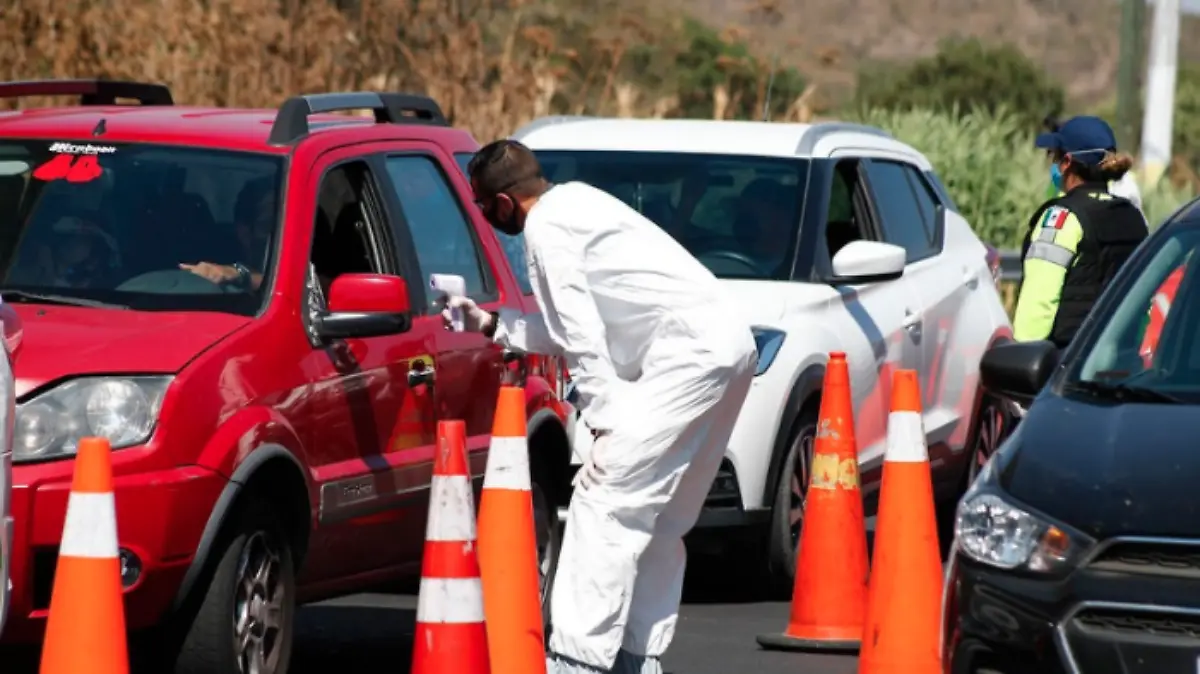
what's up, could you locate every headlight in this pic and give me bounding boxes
[14,376,171,462]
[751,327,786,377]
[955,491,1093,574]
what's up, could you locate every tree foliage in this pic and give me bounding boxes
[854,38,1065,131]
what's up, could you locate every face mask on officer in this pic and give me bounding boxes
[478,191,524,236]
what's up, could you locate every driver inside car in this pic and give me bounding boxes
[179,177,275,291]
[733,178,794,276]
[10,214,119,289]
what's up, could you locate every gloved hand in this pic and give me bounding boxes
[441,295,494,334]
[573,432,610,491]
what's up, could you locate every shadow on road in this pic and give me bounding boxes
[290,604,416,674]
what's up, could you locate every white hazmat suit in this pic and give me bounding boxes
[453,181,756,673]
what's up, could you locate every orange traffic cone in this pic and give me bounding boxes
[478,386,546,674]
[411,420,490,674]
[758,352,868,653]
[40,437,129,674]
[858,370,942,674]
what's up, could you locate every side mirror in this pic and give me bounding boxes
[316,273,412,340]
[980,339,1060,406]
[828,240,906,284]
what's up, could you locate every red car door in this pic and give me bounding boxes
[372,144,506,487]
[291,145,441,586]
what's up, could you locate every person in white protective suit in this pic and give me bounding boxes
[442,139,757,674]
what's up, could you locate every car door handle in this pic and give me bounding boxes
[407,364,436,388]
[963,265,979,289]
[903,309,922,329]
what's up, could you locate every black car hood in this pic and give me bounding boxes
[997,391,1200,540]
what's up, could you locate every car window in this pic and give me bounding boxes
[865,160,936,263]
[383,155,494,303]
[1072,224,1200,400]
[454,152,532,295]
[533,150,809,280]
[0,139,282,316]
[905,168,942,252]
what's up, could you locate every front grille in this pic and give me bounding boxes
[1063,606,1200,673]
[1074,607,1200,639]
[1089,542,1200,579]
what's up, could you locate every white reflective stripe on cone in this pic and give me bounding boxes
[59,492,119,559]
[884,411,928,463]
[425,475,476,542]
[483,436,531,491]
[1154,292,1171,317]
[416,577,486,623]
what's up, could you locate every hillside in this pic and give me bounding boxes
[672,0,1200,111]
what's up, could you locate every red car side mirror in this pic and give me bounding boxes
[317,274,412,340]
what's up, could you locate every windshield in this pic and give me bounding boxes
[0,139,283,315]
[1069,223,1200,402]
[532,151,808,280]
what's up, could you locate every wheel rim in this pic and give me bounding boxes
[789,424,815,551]
[969,403,1005,483]
[532,484,552,602]
[233,532,285,674]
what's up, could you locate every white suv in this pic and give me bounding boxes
[510,117,1014,590]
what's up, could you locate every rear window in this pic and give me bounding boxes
[454,151,532,295]
[0,140,283,315]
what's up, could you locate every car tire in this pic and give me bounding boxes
[171,497,296,674]
[531,468,563,644]
[766,404,818,596]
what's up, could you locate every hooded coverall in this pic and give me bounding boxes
[489,181,757,673]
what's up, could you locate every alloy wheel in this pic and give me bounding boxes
[968,402,1005,484]
[788,424,815,551]
[233,531,286,674]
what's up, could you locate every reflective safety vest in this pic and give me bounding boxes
[1140,264,1187,367]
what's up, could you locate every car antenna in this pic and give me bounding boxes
[762,51,780,122]
[91,119,107,137]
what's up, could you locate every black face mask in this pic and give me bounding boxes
[485,195,524,236]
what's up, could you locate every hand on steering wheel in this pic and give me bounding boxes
[179,261,240,285]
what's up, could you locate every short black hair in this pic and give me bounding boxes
[467,139,545,199]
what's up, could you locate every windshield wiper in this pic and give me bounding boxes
[1,289,129,310]
[1066,379,1184,404]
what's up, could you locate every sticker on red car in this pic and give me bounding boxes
[32,141,116,184]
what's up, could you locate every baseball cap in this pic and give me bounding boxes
[1034,115,1117,166]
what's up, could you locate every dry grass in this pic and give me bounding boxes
[0,0,819,141]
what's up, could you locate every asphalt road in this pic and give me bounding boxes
[289,556,859,674]
[0,553,859,674]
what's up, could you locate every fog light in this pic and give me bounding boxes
[118,548,142,588]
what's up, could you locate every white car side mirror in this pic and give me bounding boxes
[829,240,906,284]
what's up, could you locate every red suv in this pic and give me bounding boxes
[0,80,573,672]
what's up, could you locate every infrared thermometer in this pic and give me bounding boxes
[429,273,467,332]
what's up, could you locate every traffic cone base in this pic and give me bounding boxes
[758,352,868,654]
[40,437,129,674]
[858,371,942,674]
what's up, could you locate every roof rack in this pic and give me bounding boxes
[268,91,448,145]
[0,79,174,106]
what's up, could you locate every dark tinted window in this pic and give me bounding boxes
[384,155,494,301]
[924,170,957,212]
[454,152,531,295]
[1071,224,1200,400]
[906,169,942,252]
[532,151,809,280]
[0,140,282,315]
[865,160,936,263]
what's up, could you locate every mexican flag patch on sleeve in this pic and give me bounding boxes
[1041,206,1070,230]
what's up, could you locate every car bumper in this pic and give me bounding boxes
[3,459,227,642]
[944,545,1200,674]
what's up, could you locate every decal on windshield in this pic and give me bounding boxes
[32,142,115,184]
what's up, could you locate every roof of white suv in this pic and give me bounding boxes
[511,117,932,169]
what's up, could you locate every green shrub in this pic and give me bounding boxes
[847,106,1196,249]
[854,38,1064,132]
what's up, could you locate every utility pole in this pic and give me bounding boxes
[1141,0,1181,187]
[1116,0,1145,155]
